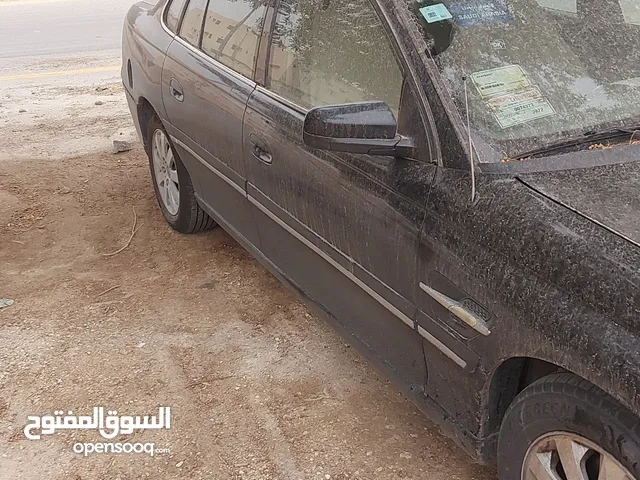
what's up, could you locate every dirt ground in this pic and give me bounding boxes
[0,74,496,480]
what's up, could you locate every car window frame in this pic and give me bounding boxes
[258,0,408,114]
[160,0,439,164]
[162,0,269,84]
[177,0,211,48]
[199,0,271,81]
[254,0,439,166]
[164,0,190,34]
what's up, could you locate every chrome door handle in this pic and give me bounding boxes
[249,133,272,164]
[169,78,184,102]
[251,143,272,164]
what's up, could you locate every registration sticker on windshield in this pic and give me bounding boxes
[486,87,555,128]
[471,65,531,98]
[419,4,453,23]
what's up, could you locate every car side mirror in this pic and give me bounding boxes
[302,101,414,157]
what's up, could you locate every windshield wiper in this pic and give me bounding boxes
[512,126,640,160]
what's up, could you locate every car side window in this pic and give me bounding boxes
[179,0,208,47]
[266,0,403,114]
[201,0,267,79]
[165,0,189,34]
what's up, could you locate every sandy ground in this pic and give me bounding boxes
[0,55,496,480]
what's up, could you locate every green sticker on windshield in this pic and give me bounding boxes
[419,4,453,23]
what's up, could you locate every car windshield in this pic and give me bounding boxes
[412,0,640,161]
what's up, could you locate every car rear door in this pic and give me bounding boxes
[242,0,438,391]
[161,0,269,247]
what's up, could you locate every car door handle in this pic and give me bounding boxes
[250,134,272,164]
[169,78,184,102]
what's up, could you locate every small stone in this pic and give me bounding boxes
[365,451,372,457]
[95,101,104,106]
[110,127,137,154]
[113,139,134,153]
[0,299,14,309]
[58,186,71,194]
[399,452,412,459]
[325,475,331,479]
[175,461,184,468]
[19,109,26,113]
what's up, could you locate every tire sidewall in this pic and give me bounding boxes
[498,388,640,479]
[147,117,194,232]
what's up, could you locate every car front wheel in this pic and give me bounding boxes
[146,115,215,234]
[498,373,640,480]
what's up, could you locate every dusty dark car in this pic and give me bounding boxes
[122,0,640,478]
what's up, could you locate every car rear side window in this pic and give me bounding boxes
[266,0,403,114]
[165,0,189,34]
[201,0,267,79]
[179,0,208,47]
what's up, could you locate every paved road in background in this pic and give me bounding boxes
[0,0,135,59]
[0,0,138,161]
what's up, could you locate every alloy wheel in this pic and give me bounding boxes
[152,129,180,216]
[522,432,635,480]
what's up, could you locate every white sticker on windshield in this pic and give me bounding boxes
[486,87,555,128]
[471,65,531,98]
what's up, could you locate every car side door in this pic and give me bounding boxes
[161,0,268,247]
[243,0,437,391]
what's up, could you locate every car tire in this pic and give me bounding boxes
[498,373,640,480]
[146,115,215,234]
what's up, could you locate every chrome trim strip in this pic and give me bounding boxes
[248,195,415,330]
[171,136,245,196]
[158,0,462,370]
[160,0,176,38]
[417,326,467,369]
[174,135,465,367]
[419,282,491,336]
[255,85,308,115]
[172,36,257,87]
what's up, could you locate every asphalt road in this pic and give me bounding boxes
[0,0,134,125]
[0,0,135,60]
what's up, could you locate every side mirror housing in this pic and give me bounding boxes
[302,101,414,157]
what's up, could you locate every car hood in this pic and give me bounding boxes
[517,161,640,247]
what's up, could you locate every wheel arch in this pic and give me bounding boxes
[136,97,158,155]
[478,327,640,463]
[478,356,571,463]
[484,358,561,429]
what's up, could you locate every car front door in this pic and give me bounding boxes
[161,0,268,247]
[243,0,438,391]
